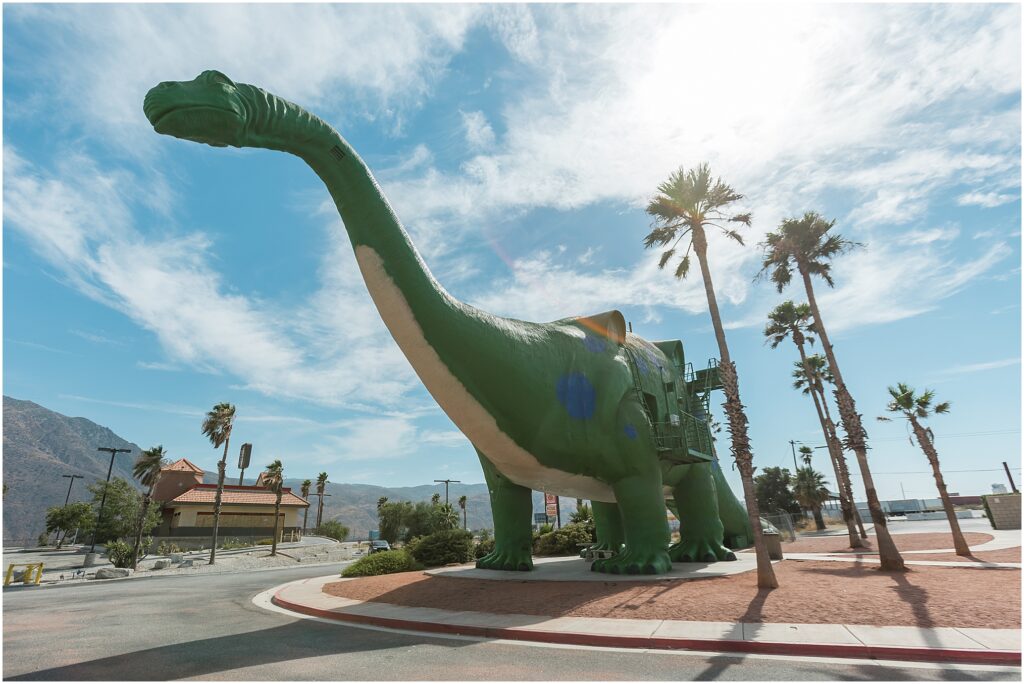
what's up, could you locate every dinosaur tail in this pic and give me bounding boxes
[710,458,754,549]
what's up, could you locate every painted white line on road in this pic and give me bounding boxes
[251,582,1022,675]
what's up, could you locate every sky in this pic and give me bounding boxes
[3,3,1021,505]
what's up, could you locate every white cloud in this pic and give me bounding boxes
[461,110,496,150]
[4,146,421,409]
[936,357,1021,376]
[957,191,1017,208]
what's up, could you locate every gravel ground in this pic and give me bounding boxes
[781,532,994,554]
[906,547,1021,563]
[323,554,1021,628]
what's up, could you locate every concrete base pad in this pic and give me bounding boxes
[425,553,762,582]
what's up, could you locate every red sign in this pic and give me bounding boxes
[545,493,557,505]
[546,504,558,518]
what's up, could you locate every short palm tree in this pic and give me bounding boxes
[792,467,830,531]
[645,163,776,587]
[201,402,236,564]
[431,492,441,506]
[458,495,468,530]
[879,384,969,556]
[131,445,167,569]
[315,472,328,532]
[377,496,388,513]
[765,301,863,547]
[760,212,905,571]
[263,460,284,556]
[300,479,312,534]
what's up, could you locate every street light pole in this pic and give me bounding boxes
[90,447,132,553]
[434,479,461,506]
[62,474,84,505]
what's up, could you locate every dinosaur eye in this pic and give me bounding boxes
[204,70,236,88]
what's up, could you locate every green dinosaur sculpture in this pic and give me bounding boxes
[143,71,752,575]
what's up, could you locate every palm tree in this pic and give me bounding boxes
[201,402,236,565]
[300,479,312,534]
[761,212,905,570]
[645,163,776,588]
[431,492,441,506]
[879,384,970,556]
[798,445,814,467]
[458,495,467,530]
[130,445,167,569]
[377,496,388,513]
[765,301,863,547]
[263,460,284,556]
[315,472,328,532]
[792,467,830,531]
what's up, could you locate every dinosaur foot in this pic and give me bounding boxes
[591,547,671,575]
[476,547,533,572]
[669,539,736,563]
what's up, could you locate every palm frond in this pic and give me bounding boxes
[674,255,691,280]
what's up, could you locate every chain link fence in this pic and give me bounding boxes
[760,512,798,542]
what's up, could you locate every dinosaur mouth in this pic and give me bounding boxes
[148,105,237,130]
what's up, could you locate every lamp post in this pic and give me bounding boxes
[61,474,84,505]
[90,447,132,553]
[433,479,461,506]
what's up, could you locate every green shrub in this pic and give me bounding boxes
[474,536,496,559]
[256,538,274,545]
[105,539,134,568]
[341,549,421,577]
[318,520,350,541]
[220,538,248,550]
[157,541,182,555]
[407,529,474,567]
[533,523,594,556]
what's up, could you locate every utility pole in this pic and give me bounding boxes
[788,440,798,472]
[91,447,132,553]
[1003,461,1018,494]
[434,479,461,505]
[61,474,84,505]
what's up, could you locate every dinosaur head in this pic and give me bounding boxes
[144,70,249,148]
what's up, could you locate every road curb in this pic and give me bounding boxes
[271,585,1022,666]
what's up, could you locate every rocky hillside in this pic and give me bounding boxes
[3,396,142,544]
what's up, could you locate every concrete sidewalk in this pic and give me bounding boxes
[269,575,1022,666]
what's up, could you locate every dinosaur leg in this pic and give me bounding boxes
[670,462,736,562]
[581,501,625,557]
[474,448,534,571]
[592,474,672,575]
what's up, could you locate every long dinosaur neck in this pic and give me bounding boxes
[244,89,480,379]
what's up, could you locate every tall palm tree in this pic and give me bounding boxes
[765,301,863,547]
[792,356,868,540]
[130,445,167,569]
[645,163,776,588]
[431,492,441,506]
[798,445,814,467]
[315,472,328,532]
[377,496,388,513]
[792,467,830,531]
[458,495,468,530]
[761,212,905,570]
[263,460,284,556]
[879,384,970,556]
[300,479,312,534]
[201,402,236,565]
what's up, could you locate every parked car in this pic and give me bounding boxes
[369,540,391,554]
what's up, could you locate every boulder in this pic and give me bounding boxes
[94,568,130,579]
[169,553,183,563]
[152,560,170,570]
[177,559,194,568]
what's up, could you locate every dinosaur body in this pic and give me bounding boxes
[144,71,752,575]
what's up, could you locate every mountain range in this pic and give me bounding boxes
[3,396,576,544]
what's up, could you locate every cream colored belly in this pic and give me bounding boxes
[355,246,615,502]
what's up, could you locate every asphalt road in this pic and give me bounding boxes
[3,565,1018,681]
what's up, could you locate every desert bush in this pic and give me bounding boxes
[533,523,594,556]
[407,529,474,567]
[341,549,421,577]
[157,541,182,555]
[105,539,134,568]
[256,538,274,545]
[318,520,350,541]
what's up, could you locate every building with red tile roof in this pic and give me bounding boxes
[152,461,310,545]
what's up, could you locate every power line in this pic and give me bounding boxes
[847,467,1021,476]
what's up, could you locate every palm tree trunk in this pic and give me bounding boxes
[816,384,868,539]
[131,489,153,570]
[271,495,282,556]
[801,269,905,572]
[910,417,971,556]
[793,340,863,548]
[694,234,778,588]
[209,437,230,565]
[316,493,325,531]
[302,506,310,534]
[812,504,826,531]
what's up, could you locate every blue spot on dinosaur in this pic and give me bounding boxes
[582,333,607,353]
[623,423,638,440]
[556,373,596,420]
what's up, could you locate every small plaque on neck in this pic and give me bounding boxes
[330,145,346,162]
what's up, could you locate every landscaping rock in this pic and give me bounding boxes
[153,560,170,570]
[169,553,183,563]
[94,568,130,579]
[177,559,193,568]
